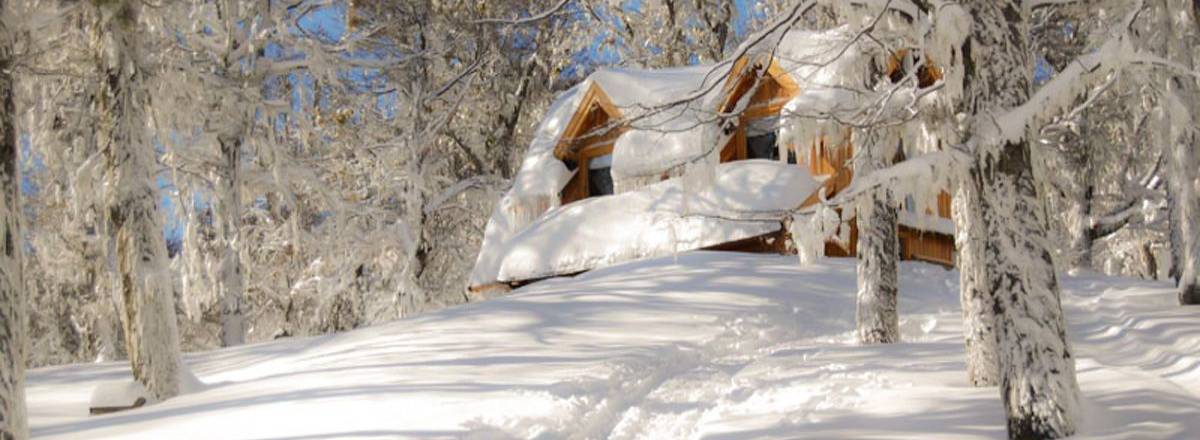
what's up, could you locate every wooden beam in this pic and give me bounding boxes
[554,82,624,161]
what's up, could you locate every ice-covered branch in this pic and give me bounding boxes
[470,0,572,25]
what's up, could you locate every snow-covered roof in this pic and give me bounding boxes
[588,65,728,110]
[752,26,871,90]
[493,161,821,283]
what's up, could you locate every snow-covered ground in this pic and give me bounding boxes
[25,252,1200,439]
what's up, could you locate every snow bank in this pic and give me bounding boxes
[495,160,821,282]
[468,85,585,287]
[25,254,1200,440]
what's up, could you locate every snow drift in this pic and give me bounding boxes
[23,253,1200,439]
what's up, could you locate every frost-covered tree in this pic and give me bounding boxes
[955,1,1081,436]
[13,0,133,366]
[789,0,1088,434]
[570,0,741,70]
[89,0,190,401]
[853,128,900,344]
[1153,0,1200,305]
[0,0,29,433]
[1030,1,1169,279]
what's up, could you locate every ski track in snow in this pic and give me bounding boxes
[22,253,1200,439]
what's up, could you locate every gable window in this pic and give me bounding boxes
[587,153,614,196]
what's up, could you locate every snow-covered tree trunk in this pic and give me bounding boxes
[952,172,999,387]
[959,1,1081,437]
[1167,184,1183,282]
[93,0,187,401]
[1064,187,1094,273]
[1059,137,1095,274]
[0,28,29,439]
[1161,0,1200,305]
[214,135,246,346]
[854,129,899,344]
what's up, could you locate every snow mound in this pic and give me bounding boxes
[494,160,821,282]
[467,85,585,288]
[88,381,151,410]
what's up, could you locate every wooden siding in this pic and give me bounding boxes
[899,226,955,267]
[886,49,944,89]
[937,191,951,219]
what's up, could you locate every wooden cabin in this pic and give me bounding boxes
[471,41,960,297]
[542,53,957,267]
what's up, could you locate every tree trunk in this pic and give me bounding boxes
[1064,185,1094,274]
[952,173,1000,387]
[977,142,1080,439]
[854,129,900,344]
[93,0,187,401]
[1060,135,1094,274]
[0,33,29,440]
[212,0,249,346]
[214,135,246,346]
[1161,0,1200,305]
[1167,180,1183,282]
[960,1,1081,437]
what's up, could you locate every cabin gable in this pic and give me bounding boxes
[555,82,624,205]
[717,56,802,164]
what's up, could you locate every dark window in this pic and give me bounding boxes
[746,132,796,164]
[747,132,778,160]
[588,167,614,196]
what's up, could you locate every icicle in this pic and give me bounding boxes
[930,3,970,114]
[792,203,842,266]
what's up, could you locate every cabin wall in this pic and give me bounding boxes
[899,227,955,266]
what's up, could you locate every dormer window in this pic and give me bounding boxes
[555,83,624,205]
[717,56,802,165]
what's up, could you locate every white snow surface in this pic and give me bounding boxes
[494,160,820,283]
[749,25,869,89]
[588,65,727,110]
[26,253,1200,439]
